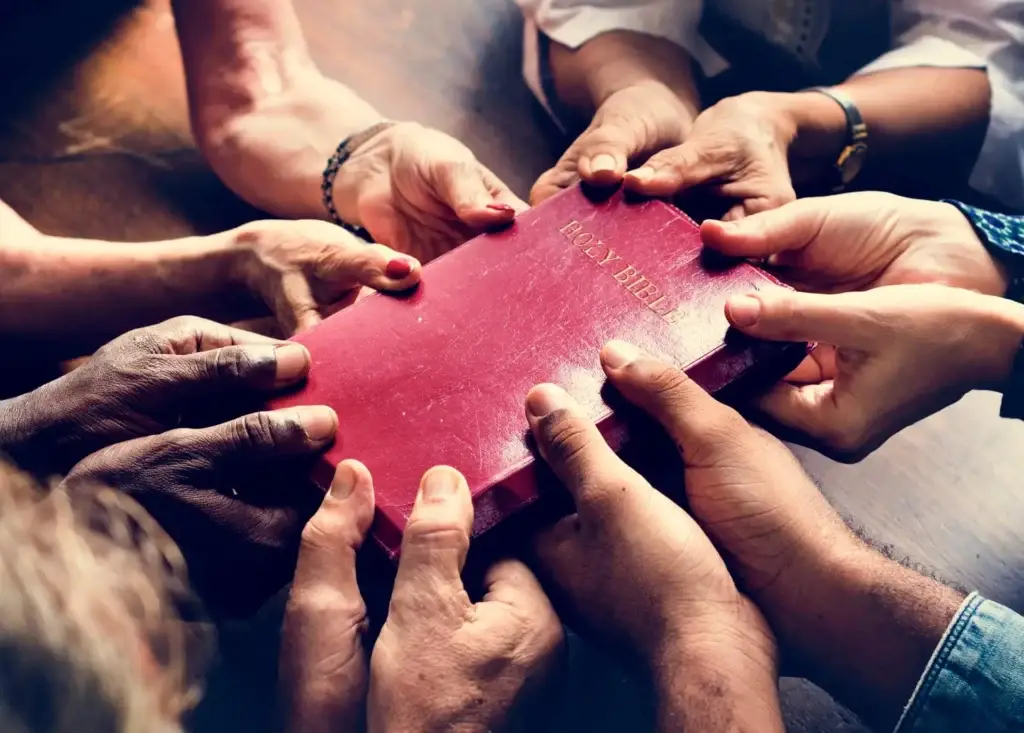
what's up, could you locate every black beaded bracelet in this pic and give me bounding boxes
[321,120,396,239]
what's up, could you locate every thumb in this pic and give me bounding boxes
[624,139,732,196]
[292,459,376,596]
[390,466,474,620]
[699,197,828,259]
[599,340,749,466]
[725,289,881,349]
[573,114,658,186]
[282,460,375,733]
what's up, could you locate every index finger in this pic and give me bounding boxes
[150,316,285,353]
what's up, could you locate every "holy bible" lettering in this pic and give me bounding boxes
[557,219,687,325]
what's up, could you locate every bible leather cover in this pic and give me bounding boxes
[271,185,807,559]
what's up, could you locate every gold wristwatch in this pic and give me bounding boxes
[809,87,868,192]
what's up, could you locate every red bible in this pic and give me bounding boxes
[271,185,807,559]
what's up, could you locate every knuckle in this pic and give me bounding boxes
[233,411,289,451]
[212,346,259,383]
[289,583,367,628]
[540,412,597,467]
[402,516,470,553]
[644,363,692,400]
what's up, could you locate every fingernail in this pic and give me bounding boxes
[421,467,459,501]
[589,154,617,174]
[295,406,338,441]
[627,167,654,183]
[601,340,641,369]
[385,257,414,280]
[274,343,310,385]
[329,461,357,499]
[727,295,762,328]
[486,202,515,214]
[526,383,570,419]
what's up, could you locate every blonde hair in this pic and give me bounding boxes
[0,461,212,733]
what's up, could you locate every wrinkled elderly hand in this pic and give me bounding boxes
[62,403,337,617]
[531,82,692,205]
[198,74,525,265]
[724,284,1024,456]
[369,466,564,733]
[278,462,564,733]
[0,317,315,476]
[225,219,420,334]
[624,93,797,220]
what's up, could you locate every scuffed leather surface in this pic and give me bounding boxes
[271,185,806,558]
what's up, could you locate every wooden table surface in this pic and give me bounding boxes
[1,2,1022,731]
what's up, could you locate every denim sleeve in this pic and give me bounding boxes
[894,592,1024,733]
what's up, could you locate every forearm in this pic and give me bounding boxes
[652,641,784,733]
[0,230,248,354]
[764,544,962,731]
[549,31,701,126]
[172,0,380,134]
[769,67,990,188]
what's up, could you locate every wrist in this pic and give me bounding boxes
[327,122,402,227]
[551,31,701,122]
[961,295,1024,391]
[768,542,962,729]
[651,617,782,732]
[0,387,73,476]
[653,600,780,698]
[756,91,848,185]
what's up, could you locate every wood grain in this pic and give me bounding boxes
[1,2,1021,731]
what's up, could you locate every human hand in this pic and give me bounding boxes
[226,219,420,334]
[701,192,1009,296]
[61,404,339,617]
[525,379,782,731]
[723,284,1024,455]
[594,341,965,730]
[280,460,376,733]
[369,466,564,733]
[623,92,797,220]
[197,74,525,264]
[530,82,693,205]
[0,317,313,476]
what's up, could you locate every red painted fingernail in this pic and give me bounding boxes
[385,258,414,279]
[486,203,515,213]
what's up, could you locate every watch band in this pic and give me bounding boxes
[807,87,868,192]
[321,120,397,238]
[944,200,1024,304]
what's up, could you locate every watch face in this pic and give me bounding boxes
[839,142,868,185]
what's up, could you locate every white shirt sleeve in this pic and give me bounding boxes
[855,1,1024,210]
[514,0,727,118]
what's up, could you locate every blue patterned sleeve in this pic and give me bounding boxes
[894,593,1024,733]
[944,201,1024,303]
[944,202,1024,420]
